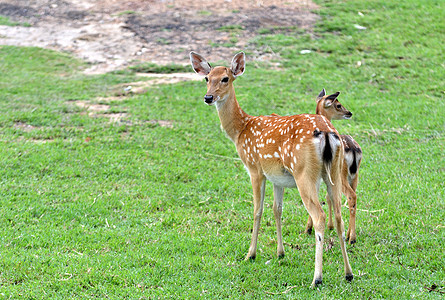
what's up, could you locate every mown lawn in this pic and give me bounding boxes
[0,0,444,298]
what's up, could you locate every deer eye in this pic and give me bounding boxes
[205,77,209,82]
[221,77,229,83]
[336,104,342,109]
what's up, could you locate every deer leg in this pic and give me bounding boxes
[327,177,353,282]
[325,192,334,230]
[273,184,285,258]
[343,182,357,244]
[305,215,313,235]
[349,174,359,243]
[295,176,326,287]
[349,173,359,192]
[306,178,323,234]
[245,173,266,260]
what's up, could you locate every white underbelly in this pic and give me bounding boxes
[264,171,297,188]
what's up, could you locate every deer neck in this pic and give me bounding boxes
[316,104,332,122]
[215,87,249,144]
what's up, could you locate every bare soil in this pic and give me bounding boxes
[0,0,318,74]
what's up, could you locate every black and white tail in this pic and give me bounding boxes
[342,134,363,179]
[315,130,342,185]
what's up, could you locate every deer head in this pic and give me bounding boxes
[316,89,352,121]
[190,51,245,107]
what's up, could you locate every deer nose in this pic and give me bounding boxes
[204,95,214,104]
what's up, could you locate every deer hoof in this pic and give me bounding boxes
[312,278,322,287]
[245,255,256,261]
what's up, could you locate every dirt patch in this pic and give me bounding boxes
[148,120,174,128]
[74,100,110,112]
[0,0,318,74]
[97,112,130,123]
[70,98,176,127]
[13,121,38,132]
[71,99,126,122]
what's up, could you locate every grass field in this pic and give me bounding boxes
[0,0,444,298]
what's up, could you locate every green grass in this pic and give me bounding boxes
[198,10,213,16]
[217,25,244,32]
[0,15,31,27]
[115,10,138,16]
[0,0,444,298]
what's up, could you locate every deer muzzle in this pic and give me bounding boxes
[204,94,214,104]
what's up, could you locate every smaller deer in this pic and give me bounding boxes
[305,89,362,244]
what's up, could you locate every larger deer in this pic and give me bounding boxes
[305,89,363,244]
[190,51,353,286]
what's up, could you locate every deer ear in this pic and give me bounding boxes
[231,52,246,77]
[324,99,333,108]
[190,51,212,76]
[316,88,326,101]
[326,91,340,100]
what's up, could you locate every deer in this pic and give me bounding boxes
[304,89,363,245]
[190,51,353,287]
